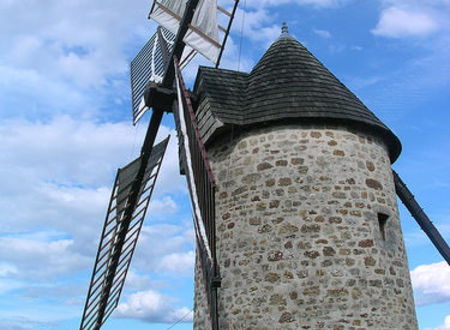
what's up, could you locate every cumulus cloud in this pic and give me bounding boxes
[158,251,195,274]
[427,315,450,330]
[115,290,193,323]
[149,196,179,216]
[313,29,332,38]
[411,261,450,306]
[372,7,438,38]
[132,223,195,274]
[246,0,346,9]
[0,116,184,229]
[231,7,280,48]
[0,0,156,118]
[0,115,193,320]
[124,271,154,291]
[0,232,90,280]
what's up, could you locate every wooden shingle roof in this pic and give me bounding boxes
[193,31,402,162]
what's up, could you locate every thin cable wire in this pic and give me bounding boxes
[129,120,141,159]
[165,309,194,329]
[237,0,247,71]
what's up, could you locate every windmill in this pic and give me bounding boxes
[80,1,450,329]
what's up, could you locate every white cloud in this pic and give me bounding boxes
[426,315,450,330]
[132,223,195,274]
[158,251,195,274]
[124,271,153,291]
[411,261,450,306]
[0,115,192,289]
[0,232,90,280]
[0,0,150,87]
[246,0,345,9]
[149,196,179,215]
[0,0,158,119]
[372,7,438,38]
[0,116,184,229]
[115,290,193,323]
[234,7,281,46]
[0,264,19,277]
[313,28,332,38]
[0,279,25,295]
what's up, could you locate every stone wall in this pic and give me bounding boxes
[194,124,417,329]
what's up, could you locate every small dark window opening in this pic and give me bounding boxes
[378,213,389,240]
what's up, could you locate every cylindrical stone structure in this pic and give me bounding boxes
[200,125,416,329]
[192,28,417,330]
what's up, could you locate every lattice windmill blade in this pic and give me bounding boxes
[80,137,170,330]
[173,58,220,330]
[131,26,196,125]
[393,171,450,265]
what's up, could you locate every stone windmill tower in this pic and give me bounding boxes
[192,25,418,329]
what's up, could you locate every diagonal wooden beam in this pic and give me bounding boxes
[393,170,450,265]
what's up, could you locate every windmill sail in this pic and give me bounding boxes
[174,58,220,329]
[149,0,239,65]
[130,26,196,124]
[131,0,239,125]
[80,137,169,330]
[150,0,220,63]
[393,170,450,265]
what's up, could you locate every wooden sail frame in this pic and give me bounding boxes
[131,0,239,125]
[131,27,174,124]
[80,138,169,330]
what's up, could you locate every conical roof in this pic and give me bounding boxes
[194,27,402,162]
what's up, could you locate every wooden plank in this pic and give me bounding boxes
[217,5,231,16]
[188,24,222,49]
[154,1,182,21]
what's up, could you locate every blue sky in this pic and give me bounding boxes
[0,0,449,329]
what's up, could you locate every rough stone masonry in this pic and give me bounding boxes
[194,125,417,329]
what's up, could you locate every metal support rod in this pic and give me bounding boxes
[393,170,450,265]
[216,0,240,68]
